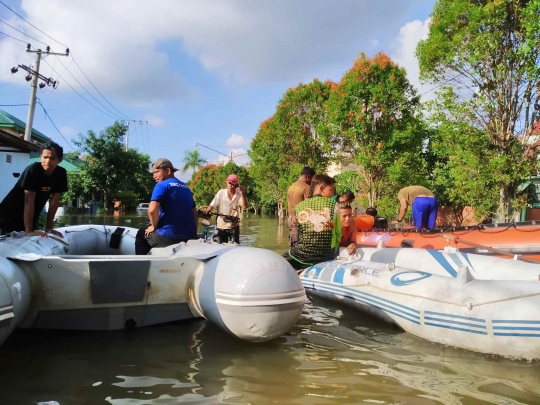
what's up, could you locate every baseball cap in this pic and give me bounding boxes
[226,174,239,185]
[152,158,178,172]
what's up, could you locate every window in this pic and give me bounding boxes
[6,154,12,163]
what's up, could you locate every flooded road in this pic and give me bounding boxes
[0,214,539,404]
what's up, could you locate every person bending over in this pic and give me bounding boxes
[0,142,67,237]
[204,174,247,244]
[283,174,339,271]
[394,185,438,229]
[332,190,355,204]
[135,158,197,255]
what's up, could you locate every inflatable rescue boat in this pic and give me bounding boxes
[300,246,540,360]
[356,221,540,261]
[0,225,305,346]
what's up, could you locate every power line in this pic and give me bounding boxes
[0,103,28,106]
[0,19,48,47]
[49,56,125,120]
[70,54,133,120]
[36,99,74,150]
[0,78,25,88]
[0,89,27,98]
[0,30,27,44]
[0,0,67,48]
[41,58,122,120]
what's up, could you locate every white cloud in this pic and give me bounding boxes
[390,18,432,99]
[144,114,166,127]
[370,39,379,48]
[217,148,250,166]
[226,133,247,147]
[59,125,77,136]
[0,0,425,105]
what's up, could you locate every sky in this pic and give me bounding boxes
[0,0,435,181]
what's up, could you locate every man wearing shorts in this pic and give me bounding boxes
[135,158,198,255]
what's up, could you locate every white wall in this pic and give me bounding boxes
[0,149,29,201]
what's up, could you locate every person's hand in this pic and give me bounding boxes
[346,243,357,255]
[27,231,48,238]
[238,186,245,196]
[390,220,400,225]
[145,225,155,236]
[46,229,63,238]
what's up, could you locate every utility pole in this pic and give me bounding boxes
[125,121,130,151]
[13,45,69,141]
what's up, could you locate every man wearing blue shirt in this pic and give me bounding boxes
[135,158,198,255]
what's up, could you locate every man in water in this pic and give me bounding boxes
[0,142,67,237]
[395,185,438,229]
[135,158,198,255]
[283,174,339,271]
[287,166,315,245]
[204,174,247,244]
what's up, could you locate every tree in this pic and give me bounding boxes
[188,162,252,208]
[249,79,332,217]
[182,149,206,173]
[67,122,153,212]
[320,52,426,208]
[417,0,540,219]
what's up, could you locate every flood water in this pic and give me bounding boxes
[1,214,539,405]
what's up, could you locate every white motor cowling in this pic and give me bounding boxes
[191,246,305,342]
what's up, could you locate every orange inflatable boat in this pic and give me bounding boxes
[355,221,540,261]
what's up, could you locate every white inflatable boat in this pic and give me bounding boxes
[0,225,305,346]
[300,246,540,360]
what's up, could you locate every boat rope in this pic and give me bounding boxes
[361,284,540,309]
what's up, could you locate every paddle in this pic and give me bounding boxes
[441,234,540,264]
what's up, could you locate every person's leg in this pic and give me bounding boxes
[135,228,152,255]
[214,229,229,244]
[147,232,183,249]
[232,227,240,244]
[411,199,424,229]
[282,251,309,272]
[427,198,438,229]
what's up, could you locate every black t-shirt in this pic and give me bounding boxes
[0,162,68,231]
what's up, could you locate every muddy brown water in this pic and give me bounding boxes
[0,214,539,405]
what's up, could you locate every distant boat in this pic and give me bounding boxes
[136,203,149,212]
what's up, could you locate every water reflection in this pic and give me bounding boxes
[0,214,538,404]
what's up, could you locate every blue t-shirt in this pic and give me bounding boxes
[151,178,197,240]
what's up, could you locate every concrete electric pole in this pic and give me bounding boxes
[14,45,69,141]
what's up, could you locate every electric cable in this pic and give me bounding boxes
[0,30,27,44]
[0,103,28,106]
[0,19,48,47]
[36,99,75,150]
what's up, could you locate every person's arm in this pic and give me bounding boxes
[238,187,247,209]
[205,190,220,214]
[193,208,198,229]
[24,190,36,233]
[146,201,161,235]
[346,217,357,255]
[45,193,63,237]
[397,198,408,222]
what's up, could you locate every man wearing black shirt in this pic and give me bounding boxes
[0,142,68,237]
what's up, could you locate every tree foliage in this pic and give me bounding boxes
[188,162,252,208]
[182,149,206,173]
[65,122,154,211]
[417,0,540,218]
[320,52,426,207]
[249,79,332,215]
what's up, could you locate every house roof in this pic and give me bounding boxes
[0,128,41,152]
[29,154,80,172]
[0,109,51,144]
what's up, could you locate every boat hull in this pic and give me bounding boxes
[300,250,540,360]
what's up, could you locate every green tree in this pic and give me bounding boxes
[417,0,540,219]
[66,122,153,212]
[182,149,206,173]
[188,162,252,208]
[249,79,332,217]
[320,52,426,208]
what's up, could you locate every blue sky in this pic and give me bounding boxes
[0,0,436,181]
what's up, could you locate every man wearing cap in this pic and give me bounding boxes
[135,158,198,255]
[204,174,247,244]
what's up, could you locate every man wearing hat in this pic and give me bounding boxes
[204,174,247,244]
[135,158,198,255]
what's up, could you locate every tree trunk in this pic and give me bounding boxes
[104,192,109,215]
[277,202,284,219]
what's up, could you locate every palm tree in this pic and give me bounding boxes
[182,149,206,173]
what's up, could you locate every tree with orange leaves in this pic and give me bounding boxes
[320,52,427,208]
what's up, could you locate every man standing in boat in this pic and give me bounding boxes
[394,185,438,229]
[204,174,247,244]
[0,142,67,237]
[287,166,315,246]
[135,158,198,255]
